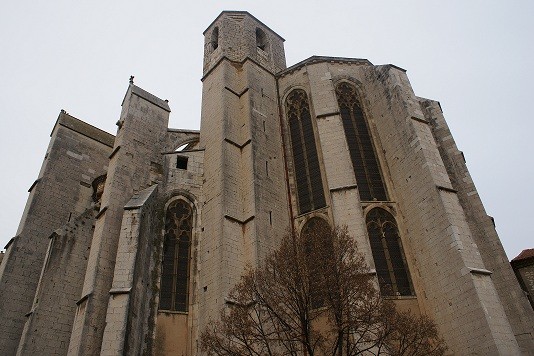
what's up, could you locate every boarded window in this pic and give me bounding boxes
[366,208,413,296]
[335,82,388,201]
[286,89,326,214]
[159,199,193,312]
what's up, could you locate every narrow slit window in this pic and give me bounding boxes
[211,27,219,50]
[256,28,267,51]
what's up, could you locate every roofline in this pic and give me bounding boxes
[203,11,285,42]
[50,110,115,148]
[277,56,374,77]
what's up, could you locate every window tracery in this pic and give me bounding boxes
[301,217,331,308]
[365,208,412,296]
[159,199,193,312]
[286,89,326,214]
[335,82,388,201]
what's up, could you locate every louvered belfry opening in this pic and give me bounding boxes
[335,82,388,202]
[160,199,193,312]
[366,208,413,296]
[286,89,326,214]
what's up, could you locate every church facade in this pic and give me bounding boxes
[0,11,532,355]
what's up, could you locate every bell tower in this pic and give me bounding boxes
[202,11,286,75]
[197,11,290,340]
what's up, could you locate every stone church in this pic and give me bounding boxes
[0,11,532,355]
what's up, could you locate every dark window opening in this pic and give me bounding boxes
[366,208,413,296]
[301,217,332,308]
[286,89,326,214]
[176,156,188,170]
[211,27,219,50]
[159,199,193,312]
[256,28,267,51]
[335,82,388,201]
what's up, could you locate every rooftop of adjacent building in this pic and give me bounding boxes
[512,248,534,262]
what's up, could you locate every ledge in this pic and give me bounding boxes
[4,236,17,250]
[469,267,492,276]
[28,178,41,193]
[109,145,121,159]
[224,86,249,98]
[316,111,340,119]
[224,138,251,150]
[330,184,358,193]
[224,214,255,225]
[437,185,457,194]
[410,116,429,124]
[95,206,108,219]
[76,292,92,306]
[124,185,158,210]
[109,287,131,295]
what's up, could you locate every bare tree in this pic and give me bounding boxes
[201,225,446,356]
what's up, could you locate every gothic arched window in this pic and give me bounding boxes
[301,217,331,308]
[335,82,388,201]
[366,208,412,296]
[159,199,193,312]
[286,89,326,214]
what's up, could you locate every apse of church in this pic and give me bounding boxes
[0,11,532,356]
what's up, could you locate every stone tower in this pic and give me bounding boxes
[198,11,290,335]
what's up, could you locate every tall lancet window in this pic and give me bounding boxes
[335,82,388,201]
[366,208,413,296]
[286,89,326,214]
[160,199,193,312]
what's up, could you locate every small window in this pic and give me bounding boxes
[176,156,188,170]
[211,27,219,51]
[256,28,267,51]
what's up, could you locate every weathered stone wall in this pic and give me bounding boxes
[100,185,160,355]
[151,149,204,355]
[276,58,532,354]
[422,98,534,353]
[359,64,520,354]
[203,11,286,77]
[68,84,170,355]
[0,111,113,355]
[16,207,97,356]
[197,12,290,353]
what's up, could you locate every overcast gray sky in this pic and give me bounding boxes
[1,1,532,259]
